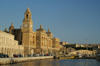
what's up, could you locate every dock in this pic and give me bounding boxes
[0,56,53,65]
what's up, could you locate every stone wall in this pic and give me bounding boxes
[0,56,53,65]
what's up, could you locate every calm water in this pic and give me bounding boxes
[1,59,100,66]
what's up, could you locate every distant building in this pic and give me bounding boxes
[60,42,69,45]
[69,50,96,57]
[98,45,100,49]
[63,43,99,50]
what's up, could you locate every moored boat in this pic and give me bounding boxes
[96,52,100,61]
[59,56,75,59]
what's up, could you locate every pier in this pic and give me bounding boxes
[0,56,53,65]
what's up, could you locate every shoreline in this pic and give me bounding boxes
[0,56,53,65]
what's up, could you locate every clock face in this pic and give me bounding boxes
[24,24,28,27]
[30,24,32,28]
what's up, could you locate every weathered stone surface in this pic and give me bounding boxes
[0,56,53,65]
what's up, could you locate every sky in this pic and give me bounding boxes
[0,0,100,44]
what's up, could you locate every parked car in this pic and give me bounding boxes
[18,54,23,57]
[44,54,49,56]
[27,54,31,57]
[4,54,9,58]
[36,54,39,57]
[0,53,4,58]
[0,53,9,58]
[33,54,35,57]
[44,54,46,56]
[39,54,43,56]
[13,54,18,57]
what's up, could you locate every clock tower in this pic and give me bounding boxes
[22,6,36,55]
[23,6,33,32]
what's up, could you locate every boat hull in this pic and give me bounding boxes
[96,56,100,61]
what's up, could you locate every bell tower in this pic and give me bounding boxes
[23,6,33,32]
[22,6,35,55]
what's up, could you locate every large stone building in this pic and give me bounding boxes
[9,23,23,45]
[0,30,24,57]
[8,6,60,56]
[36,25,53,54]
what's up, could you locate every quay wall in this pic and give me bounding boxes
[0,56,53,65]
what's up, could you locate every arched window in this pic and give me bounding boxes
[26,14,28,18]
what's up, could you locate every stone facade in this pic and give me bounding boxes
[60,42,69,45]
[9,23,15,34]
[21,7,60,55]
[3,6,60,56]
[52,38,60,54]
[9,23,22,45]
[0,31,24,57]
[69,50,96,56]
[12,28,22,45]
[36,25,53,54]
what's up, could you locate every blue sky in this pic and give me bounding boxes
[0,0,100,44]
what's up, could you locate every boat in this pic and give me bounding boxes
[96,52,100,60]
[59,56,75,59]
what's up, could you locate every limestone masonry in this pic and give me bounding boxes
[0,6,60,57]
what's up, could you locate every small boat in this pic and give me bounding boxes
[59,56,75,59]
[96,52,100,61]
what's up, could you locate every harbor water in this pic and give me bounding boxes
[1,59,100,66]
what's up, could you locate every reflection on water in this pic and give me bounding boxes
[1,59,100,66]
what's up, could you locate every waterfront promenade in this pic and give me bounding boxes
[1,59,100,66]
[0,56,53,65]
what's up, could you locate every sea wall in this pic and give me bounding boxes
[0,56,53,65]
